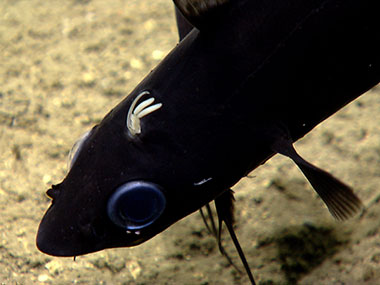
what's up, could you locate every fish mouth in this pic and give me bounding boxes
[36,202,147,257]
[36,211,90,257]
[36,203,108,257]
[36,229,81,257]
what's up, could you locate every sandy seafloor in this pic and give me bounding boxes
[1,0,380,284]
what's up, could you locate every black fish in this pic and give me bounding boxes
[37,0,380,283]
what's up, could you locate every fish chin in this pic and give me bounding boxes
[36,207,102,257]
[36,199,155,257]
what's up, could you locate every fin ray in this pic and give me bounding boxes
[174,0,229,29]
[199,202,241,273]
[215,190,256,284]
[272,135,363,220]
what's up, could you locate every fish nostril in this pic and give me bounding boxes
[45,184,60,200]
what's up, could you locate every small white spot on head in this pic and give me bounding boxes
[194,177,213,186]
[127,91,162,136]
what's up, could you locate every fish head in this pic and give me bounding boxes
[36,86,231,256]
[36,8,257,256]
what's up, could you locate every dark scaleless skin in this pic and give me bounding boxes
[37,0,380,261]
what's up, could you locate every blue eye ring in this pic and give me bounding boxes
[107,181,166,231]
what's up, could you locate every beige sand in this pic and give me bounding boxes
[1,0,380,284]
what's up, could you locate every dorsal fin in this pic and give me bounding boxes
[173,0,230,30]
[175,6,194,40]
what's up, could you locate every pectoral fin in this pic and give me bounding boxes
[173,0,230,30]
[272,133,363,220]
[215,190,256,284]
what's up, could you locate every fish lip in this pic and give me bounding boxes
[36,203,138,257]
[36,220,79,257]
[36,239,77,257]
[36,204,100,257]
[36,224,103,257]
[36,227,75,257]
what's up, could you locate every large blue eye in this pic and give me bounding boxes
[107,181,166,230]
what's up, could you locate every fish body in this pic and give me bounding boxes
[38,0,380,268]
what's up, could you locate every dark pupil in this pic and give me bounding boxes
[119,188,156,223]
